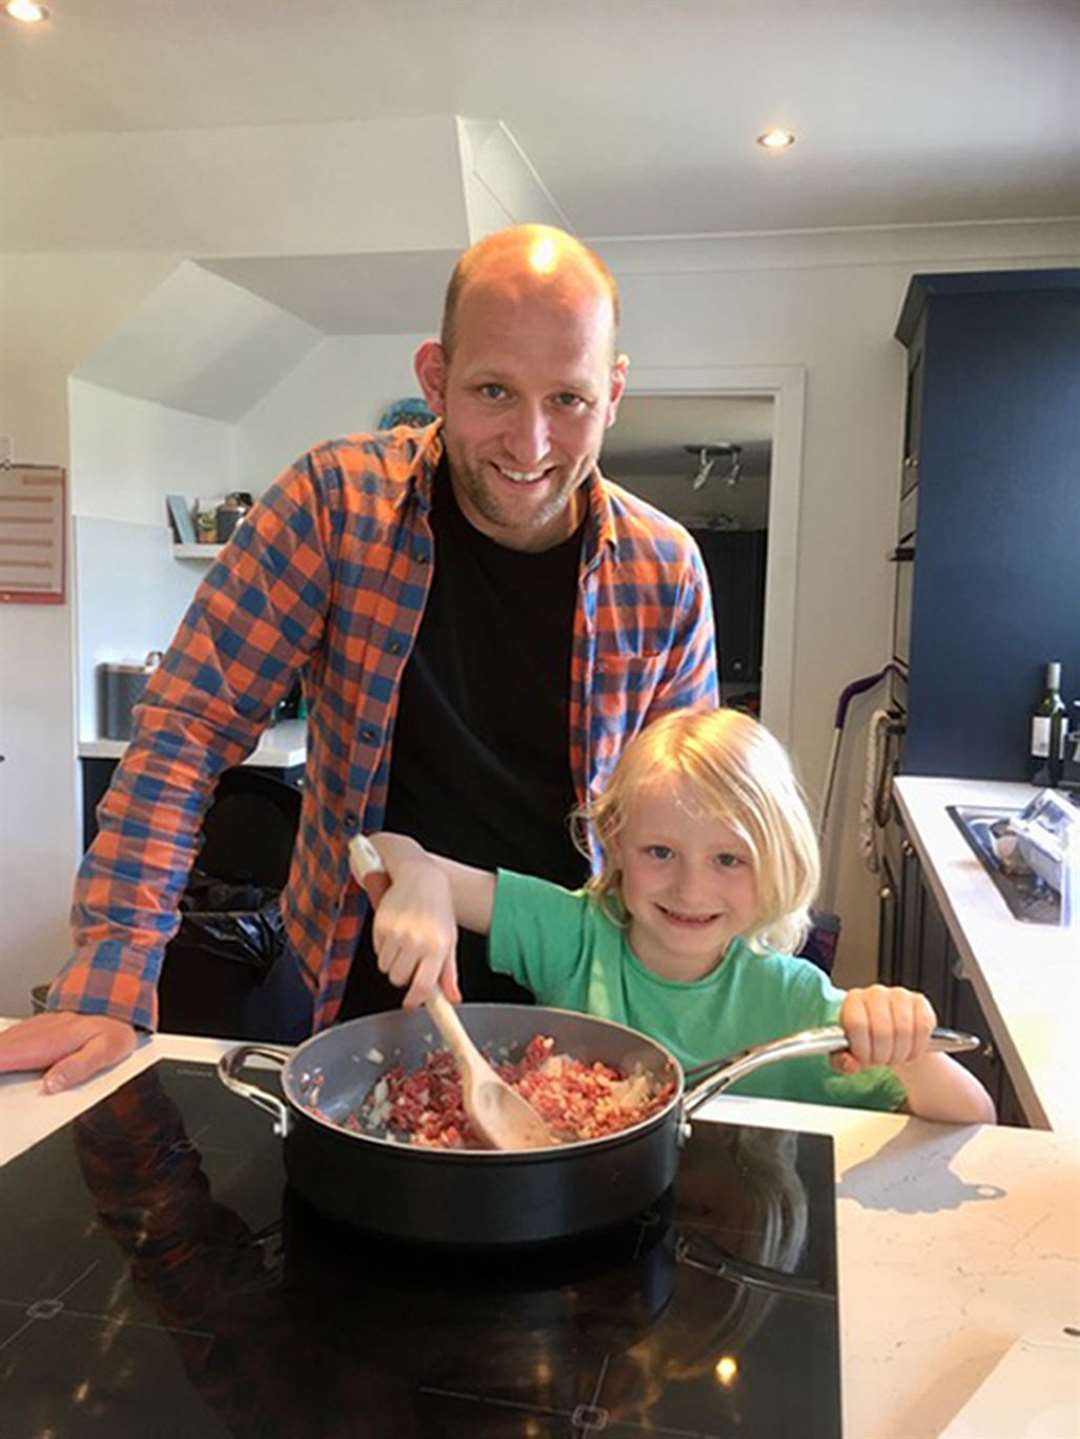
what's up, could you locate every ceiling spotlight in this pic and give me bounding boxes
[757,128,796,151]
[5,1,49,20]
[685,443,743,491]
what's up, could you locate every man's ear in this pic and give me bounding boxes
[605,353,630,430]
[414,340,449,416]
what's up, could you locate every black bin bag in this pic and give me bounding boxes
[156,769,310,1043]
[157,868,310,1042]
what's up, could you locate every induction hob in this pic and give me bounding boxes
[0,1060,841,1437]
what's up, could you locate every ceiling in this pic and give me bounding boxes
[605,395,773,475]
[603,395,773,530]
[3,0,1078,238]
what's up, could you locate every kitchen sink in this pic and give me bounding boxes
[948,794,1078,925]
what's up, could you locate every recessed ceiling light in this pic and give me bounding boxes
[757,128,796,151]
[5,1,49,21]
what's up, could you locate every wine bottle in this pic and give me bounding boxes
[1030,661,1067,788]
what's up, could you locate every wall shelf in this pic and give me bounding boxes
[173,543,222,560]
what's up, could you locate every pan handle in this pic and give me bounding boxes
[682,1025,980,1118]
[218,1044,294,1137]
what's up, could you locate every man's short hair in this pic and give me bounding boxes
[439,227,621,360]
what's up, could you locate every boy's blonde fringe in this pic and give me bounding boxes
[571,708,821,956]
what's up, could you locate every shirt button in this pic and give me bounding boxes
[388,639,402,656]
[413,546,429,564]
[343,814,359,835]
[360,726,378,744]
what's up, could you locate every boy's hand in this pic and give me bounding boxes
[833,985,936,1075]
[370,859,462,1009]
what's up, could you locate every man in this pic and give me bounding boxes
[0,224,718,1091]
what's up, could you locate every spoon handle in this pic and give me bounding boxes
[425,990,489,1075]
[349,834,389,898]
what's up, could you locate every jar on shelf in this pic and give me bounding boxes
[216,492,252,543]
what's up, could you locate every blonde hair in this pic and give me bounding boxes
[573,708,820,956]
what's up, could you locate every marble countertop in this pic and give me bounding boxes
[2,1023,1077,1439]
[77,717,308,769]
[894,777,1079,1136]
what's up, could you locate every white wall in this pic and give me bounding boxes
[235,334,430,494]
[68,379,239,744]
[602,221,1080,983]
[69,379,237,524]
[72,262,323,423]
[0,251,180,1014]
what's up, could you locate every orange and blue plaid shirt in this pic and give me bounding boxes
[50,424,717,1033]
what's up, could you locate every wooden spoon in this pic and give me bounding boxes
[424,989,555,1150]
[348,835,556,1151]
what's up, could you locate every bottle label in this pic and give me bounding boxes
[1032,715,1068,760]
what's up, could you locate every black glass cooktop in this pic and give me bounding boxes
[0,1061,841,1437]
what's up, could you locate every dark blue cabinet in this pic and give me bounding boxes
[876,806,1027,1126]
[893,270,1080,780]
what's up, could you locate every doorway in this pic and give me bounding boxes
[604,392,773,716]
[605,366,805,747]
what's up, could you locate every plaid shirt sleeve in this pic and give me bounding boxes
[575,482,720,807]
[49,459,338,1031]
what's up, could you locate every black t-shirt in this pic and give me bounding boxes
[339,459,588,1017]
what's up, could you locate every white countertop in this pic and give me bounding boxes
[77,717,308,769]
[894,777,1079,1136]
[2,1022,1078,1439]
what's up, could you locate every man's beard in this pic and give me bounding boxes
[445,442,592,545]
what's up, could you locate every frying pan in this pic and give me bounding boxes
[219,1008,977,1247]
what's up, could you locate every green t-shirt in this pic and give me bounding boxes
[489,870,907,1112]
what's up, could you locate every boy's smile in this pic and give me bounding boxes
[613,777,760,982]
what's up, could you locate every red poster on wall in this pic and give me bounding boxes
[0,465,66,604]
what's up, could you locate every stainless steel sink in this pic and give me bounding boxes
[948,804,1062,925]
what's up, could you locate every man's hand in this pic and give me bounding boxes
[0,1012,137,1092]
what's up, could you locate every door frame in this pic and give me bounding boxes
[622,364,806,748]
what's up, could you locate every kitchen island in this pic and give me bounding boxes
[2,1023,1077,1438]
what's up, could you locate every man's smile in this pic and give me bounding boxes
[493,462,554,484]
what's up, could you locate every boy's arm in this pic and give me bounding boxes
[367,833,496,935]
[890,1053,997,1124]
[357,833,496,1008]
[837,985,996,1125]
